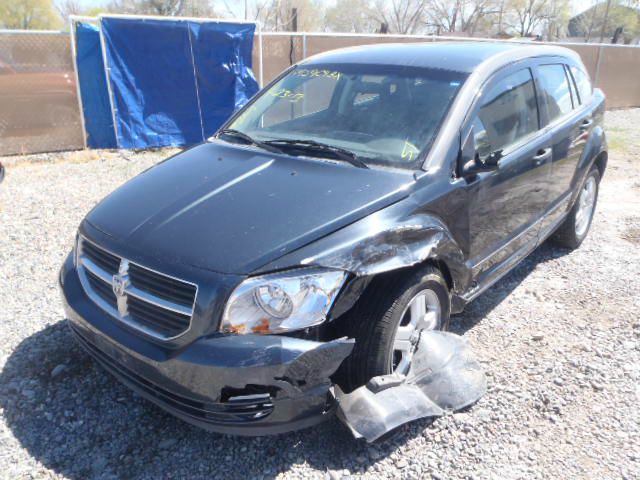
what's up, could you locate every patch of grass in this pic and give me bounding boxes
[607,133,628,154]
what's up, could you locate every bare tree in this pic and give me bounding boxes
[425,0,499,34]
[55,0,83,19]
[256,0,324,32]
[104,0,217,17]
[324,0,379,32]
[370,0,429,34]
[583,0,601,42]
[507,0,553,37]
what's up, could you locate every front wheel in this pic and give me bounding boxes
[552,167,600,249]
[334,266,450,392]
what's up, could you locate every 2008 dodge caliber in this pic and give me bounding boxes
[60,43,607,435]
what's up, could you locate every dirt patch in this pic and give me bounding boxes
[622,225,640,245]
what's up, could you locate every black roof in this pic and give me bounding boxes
[302,42,532,73]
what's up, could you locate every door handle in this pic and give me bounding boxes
[532,147,552,165]
[580,118,593,131]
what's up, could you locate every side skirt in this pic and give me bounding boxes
[455,194,572,308]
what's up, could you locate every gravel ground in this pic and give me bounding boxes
[1,110,639,480]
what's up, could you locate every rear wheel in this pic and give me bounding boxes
[552,167,600,249]
[334,265,450,392]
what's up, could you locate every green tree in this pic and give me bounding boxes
[0,0,61,29]
[570,1,640,43]
[604,2,640,42]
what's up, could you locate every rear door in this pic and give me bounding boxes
[464,66,552,281]
[533,61,594,238]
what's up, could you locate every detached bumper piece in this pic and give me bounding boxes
[335,331,487,442]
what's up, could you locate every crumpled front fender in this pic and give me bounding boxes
[256,203,469,294]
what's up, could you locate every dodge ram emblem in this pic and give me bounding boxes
[112,273,129,297]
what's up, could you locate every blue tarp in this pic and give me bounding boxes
[100,17,259,149]
[75,22,117,149]
[189,22,259,136]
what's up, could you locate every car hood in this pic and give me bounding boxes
[85,141,415,274]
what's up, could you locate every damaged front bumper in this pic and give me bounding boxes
[60,254,487,439]
[59,254,354,435]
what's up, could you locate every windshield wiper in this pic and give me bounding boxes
[217,128,283,154]
[263,139,369,169]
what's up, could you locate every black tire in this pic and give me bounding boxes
[551,167,601,249]
[334,265,450,392]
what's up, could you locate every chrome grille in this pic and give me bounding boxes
[77,236,197,340]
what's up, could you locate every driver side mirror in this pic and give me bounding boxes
[460,126,501,178]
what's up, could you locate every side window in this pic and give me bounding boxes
[473,68,539,158]
[570,66,593,105]
[538,64,574,121]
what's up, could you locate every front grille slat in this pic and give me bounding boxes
[127,297,190,332]
[82,241,120,274]
[85,269,118,308]
[129,265,197,306]
[77,237,197,340]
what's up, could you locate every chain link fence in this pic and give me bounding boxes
[255,33,640,110]
[0,31,84,155]
[1,29,639,156]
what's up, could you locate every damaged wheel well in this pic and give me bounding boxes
[327,261,452,392]
[593,150,607,179]
[329,258,455,328]
[370,258,454,293]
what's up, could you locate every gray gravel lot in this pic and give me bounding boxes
[1,110,639,480]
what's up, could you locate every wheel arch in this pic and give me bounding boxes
[329,254,461,325]
[592,149,608,179]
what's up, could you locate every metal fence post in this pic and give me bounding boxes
[594,44,604,87]
[97,17,120,148]
[258,24,264,88]
[69,17,88,149]
[302,33,307,59]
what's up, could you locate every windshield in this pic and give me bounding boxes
[223,63,468,168]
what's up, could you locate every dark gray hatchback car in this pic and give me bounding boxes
[60,42,606,435]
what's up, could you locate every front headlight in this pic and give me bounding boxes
[221,268,347,335]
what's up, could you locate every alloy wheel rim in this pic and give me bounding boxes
[575,176,597,237]
[391,289,441,376]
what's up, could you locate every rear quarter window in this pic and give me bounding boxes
[538,64,574,121]
[570,66,593,105]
